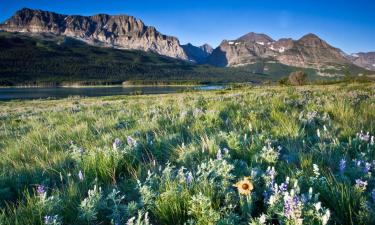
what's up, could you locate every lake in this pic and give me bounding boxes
[0,85,225,100]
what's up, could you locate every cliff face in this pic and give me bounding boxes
[207,32,352,71]
[0,8,188,59]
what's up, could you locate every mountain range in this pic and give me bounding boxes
[0,8,374,85]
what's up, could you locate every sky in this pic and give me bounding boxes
[0,0,374,53]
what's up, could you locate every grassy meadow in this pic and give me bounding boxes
[0,84,375,225]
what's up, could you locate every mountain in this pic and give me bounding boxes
[206,32,363,76]
[0,8,188,60]
[348,52,375,71]
[237,32,274,44]
[181,43,213,63]
[0,31,286,86]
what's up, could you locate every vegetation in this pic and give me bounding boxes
[0,83,374,224]
[288,71,308,85]
[1,32,371,86]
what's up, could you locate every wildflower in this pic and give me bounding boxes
[259,214,266,224]
[322,210,330,225]
[372,189,375,203]
[113,138,121,150]
[355,179,368,190]
[37,185,46,195]
[284,194,302,220]
[364,162,371,173]
[313,164,320,177]
[314,202,322,211]
[216,149,222,160]
[44,215,51,224]
[279,178,289,193]
[317,129,321,138]
[358,131,370,142]
[186,172,193,184]
[127,136,137,147]
[339,159,346,173]
[223,147,229,155]
[234,177,254,196]
[266,166,276,180]
[78,170,84,181]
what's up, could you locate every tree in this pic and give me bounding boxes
[288,71,307,85]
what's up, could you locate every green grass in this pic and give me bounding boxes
[0,83,374,224]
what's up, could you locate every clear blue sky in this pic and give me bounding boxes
[1,0,374,53]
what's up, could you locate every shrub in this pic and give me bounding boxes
[288,71,307,85]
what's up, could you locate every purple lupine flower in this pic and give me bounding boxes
[186,172,193,184]
[372,189,375,203]
[37,185,45,195]
[279,182,288,192]
[266,167,276,179]
[355,179,368,190]
[364,162,371,173]
[339,159,346,173]
[78,170,84,181]
[216,149,222,160]
[113,138,121,150]
[127,136,137,147]
[284,196,293,218]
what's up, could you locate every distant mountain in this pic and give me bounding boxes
[348,52,375,71]
[0,31,288,86]
[0,8,373,82]
[181,43,213,63]
[207,32,363,76]
[237,32,274,44]
[0,8,188,60]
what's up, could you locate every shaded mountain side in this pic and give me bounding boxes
[181,43,213,63]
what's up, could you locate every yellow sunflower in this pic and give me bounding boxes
[233,177,254,196]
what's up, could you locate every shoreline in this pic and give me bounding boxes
[0,84,208,88]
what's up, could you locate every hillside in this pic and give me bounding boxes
[1,31,341,86]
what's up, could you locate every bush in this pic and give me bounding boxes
[288,71,307,85]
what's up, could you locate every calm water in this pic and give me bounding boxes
[0,85,224,100]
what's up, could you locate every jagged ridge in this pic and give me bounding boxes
[0,8,188,59]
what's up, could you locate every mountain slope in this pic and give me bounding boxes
[348,52,375,71]
[181,43,213,63]
[0,8,188,60]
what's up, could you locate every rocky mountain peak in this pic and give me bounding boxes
[0,8,188,60]
[200,44,214,54]
[237,32,274,43]
[297,33,328,47]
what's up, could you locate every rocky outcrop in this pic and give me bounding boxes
[181,43,213,63]
[0,8,188,59]
[348,52,375,71]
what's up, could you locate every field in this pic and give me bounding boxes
[0,84,375,225]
